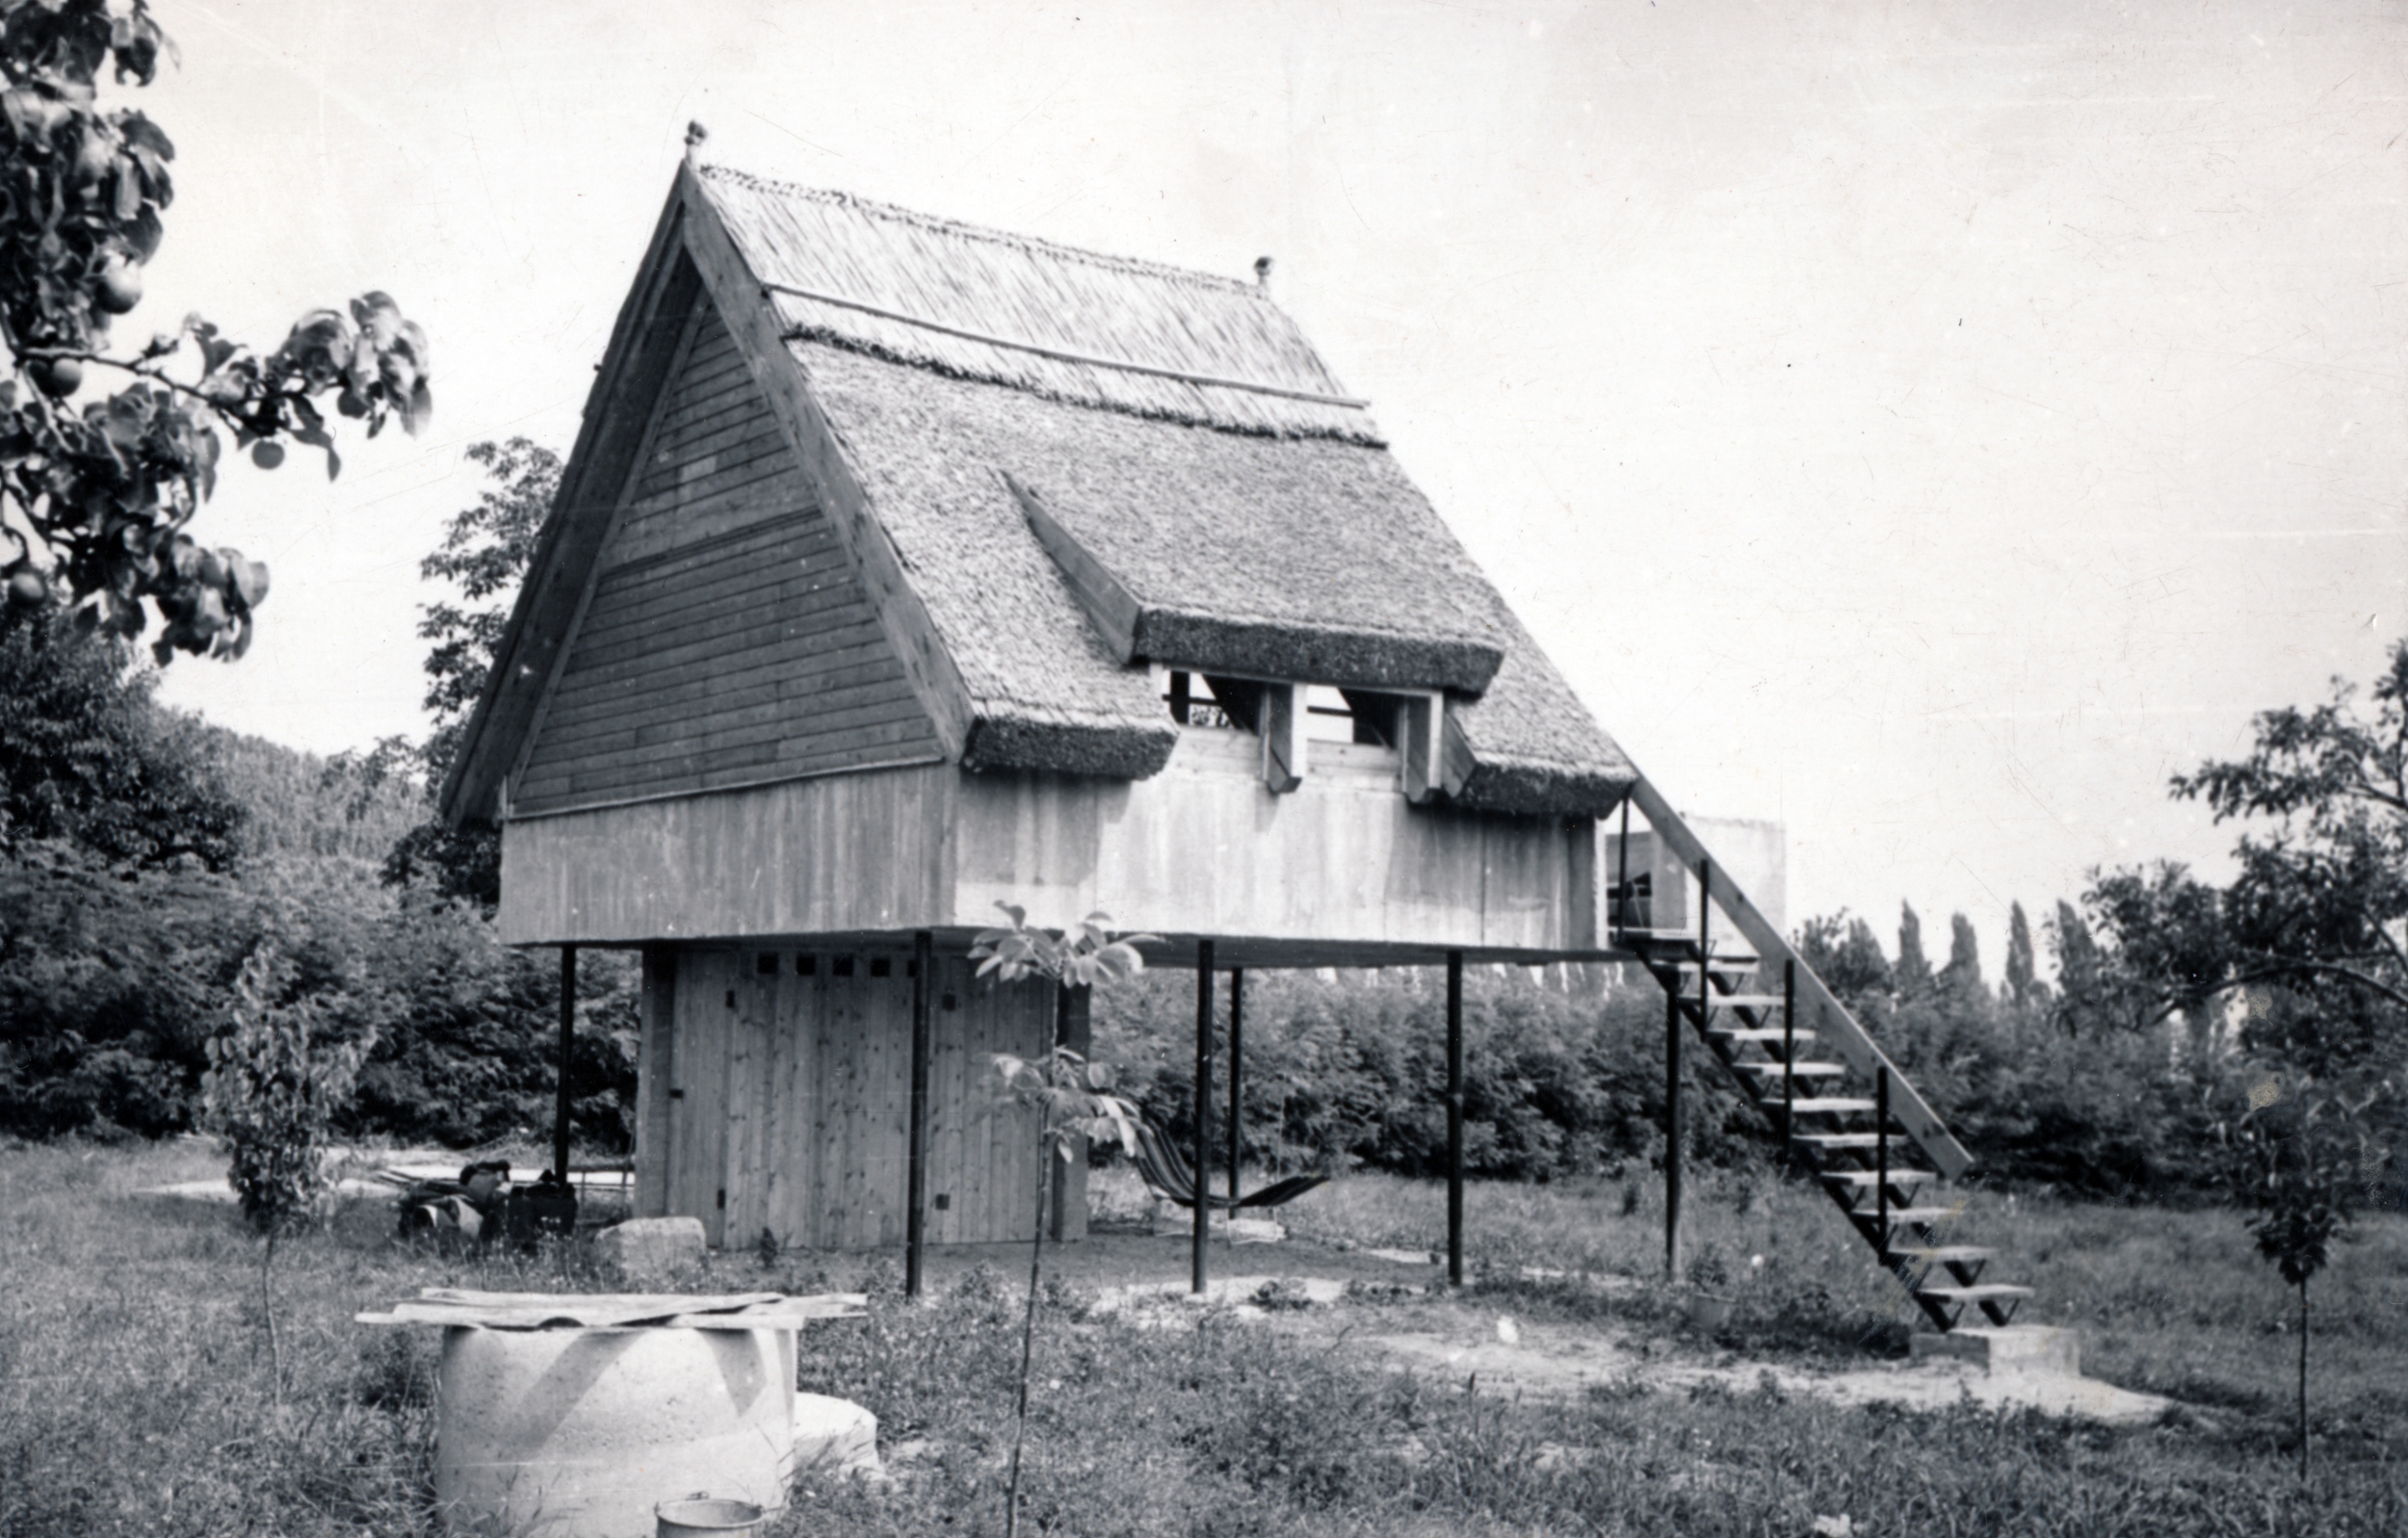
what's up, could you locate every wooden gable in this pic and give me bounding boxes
[510,294,945,819]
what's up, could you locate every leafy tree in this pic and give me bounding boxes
[1794,909,1890,1001]
[200,938,373,1397]
[2170,639,2408,1017]
[1940,911,1983,997]
[0,599,241,869]
[380,437,559,905]
[2070,640,2407,1463]
[2003,900,2038,1007]
[0,0,427,660]
[1895,901,1932,993]
[2230,1067,2391,1478]
[414,437,557,782]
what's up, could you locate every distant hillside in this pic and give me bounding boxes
[189,720,426,868]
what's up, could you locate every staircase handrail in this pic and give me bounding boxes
[1625,777,1974,1182]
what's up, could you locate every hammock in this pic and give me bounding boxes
[1131,1116,1329,1212]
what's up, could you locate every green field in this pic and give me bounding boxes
[3,1140,2401,1537]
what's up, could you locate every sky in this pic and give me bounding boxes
[126,0,2405,973]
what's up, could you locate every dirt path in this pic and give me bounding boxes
[1087,1271,2175,1427]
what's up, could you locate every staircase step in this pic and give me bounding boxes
[1690,993,1787,1010]
[1823,1168,1938,1187]
[1735,1060,1847,1080]
[1887,1244,1996,1264]
[1705,1027,1817,1045]
[1781,1098,1876,1116]
[1915,1284,2032,1303]
[1792,1132,1886,1149]
[1871,1206,1966,1227]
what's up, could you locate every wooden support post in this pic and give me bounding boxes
[1227,969,1244,1209]
[905,929,933,1299]
[555,945,577,1184]
[1614,795,1632,938]
[1782,957,1797,1175]
[1401,691,1446,805]
[1446,951,1465,1288]
[1192,941,1215,1294]
[1260,684,1305,793]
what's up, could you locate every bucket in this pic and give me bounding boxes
[1686,1293,1734,1332]
[656,1497,771,1536]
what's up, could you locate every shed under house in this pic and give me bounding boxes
[439,147,2028,1331]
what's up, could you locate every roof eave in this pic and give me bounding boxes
[437,180,701,827]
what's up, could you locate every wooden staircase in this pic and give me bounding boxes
[1615,781,2031,1334]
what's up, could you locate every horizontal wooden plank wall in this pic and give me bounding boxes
[954,728,1599,953]
[495,763,956,946]
[502,740,1594,954]
[511,295,940,819]
[642,944,1051,1251]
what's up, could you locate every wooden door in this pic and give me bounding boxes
[667,950,734,1245]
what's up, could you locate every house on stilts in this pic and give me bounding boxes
[436,146,2028,1332]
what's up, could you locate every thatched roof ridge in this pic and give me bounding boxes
[705,168,1269,294]
[700,165,1380,444]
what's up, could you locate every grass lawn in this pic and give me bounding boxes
[3,1138,2402,1536]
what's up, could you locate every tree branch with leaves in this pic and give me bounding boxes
[971,903,1153,1538]
[0,0,429,664]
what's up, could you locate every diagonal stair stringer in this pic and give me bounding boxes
[1626,777,1970,1180]
[1621,778,2030,1331]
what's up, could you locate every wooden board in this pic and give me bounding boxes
[635,946,676,1217]
[496,764,957,947]
[355,1289,865,1331]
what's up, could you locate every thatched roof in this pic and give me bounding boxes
[441,161,1635,825]
[706,169,1376,444]
[797,341,1630,810]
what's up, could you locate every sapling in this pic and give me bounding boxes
[973,904,1151,1538]
[199,943,372,1399]
[2229,1068,2389,1480]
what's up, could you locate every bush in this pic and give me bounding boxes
[1092,967,1767,1185]
[0,841,637,1152]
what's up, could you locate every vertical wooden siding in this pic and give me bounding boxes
[647,945,1051,1250]
[510,297,940,818]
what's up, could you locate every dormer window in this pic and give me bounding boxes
[1306,686,1403,749]
[1156,665,1445,803]
[1159,669,1238,731]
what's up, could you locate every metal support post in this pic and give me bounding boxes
[1227,968,1244,1209]
[1781,957,1797,1174]
[1875,1064,1892,1255]
[1446,951,1465,1288]
[555,945,577,1184]
[1192,940,1214,1294]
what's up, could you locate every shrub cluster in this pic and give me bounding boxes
[0,837,639,1150]
[1089,942,2361,1205]
[1093,968,1767,1184]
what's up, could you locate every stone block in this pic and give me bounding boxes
[1911,1325,2080,1376]
[791,1393,883,1483]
